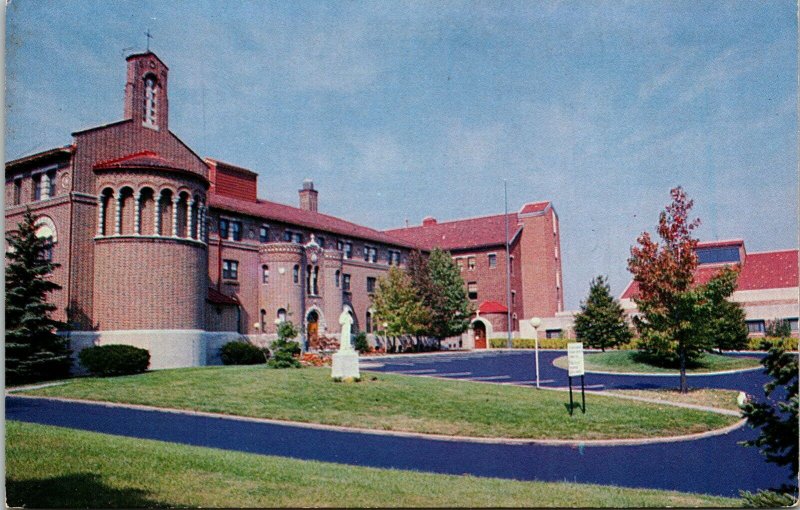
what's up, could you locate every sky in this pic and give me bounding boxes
[5,1,798,310]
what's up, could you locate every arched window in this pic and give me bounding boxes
[35,217,57,262]
[335,270,340,288]
[306,264,312,294]
[143,75,158,128]
[277,308,287,323]
[293,265,299,284]
[139,187,156,236]
[262,265,269,284]
[118,187,135,235]
[312,266,319,295]
[260,309,267,332]
[366,310,372,333]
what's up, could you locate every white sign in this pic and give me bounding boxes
[567,342,584,377]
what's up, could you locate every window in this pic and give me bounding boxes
[293,265,299,284]
[259,226,270,243]
[144,76,158,127]
[219,219,230,239]
[342,273,351,292]
[746,320,765,334]
[13,179,21,205]
[388,250,401,266]
[277,308,287,322]
[363,246,377,263]
[262,265,269,284]
[284,230,303,243]
[468,257,476,271]
[33,175,42,201]
[222,260,239,280]
[294,232,303,243]
[696,246,740,265]
[316,236,325,248]
[47,171,56,197]
[488,253,497,268]
[344,242,353,259]
[335,270,340,288]
[510,255,514,275]
[511,290,516,306]
[366,310,373,333]
[337,240,344,251]
[367,277,377,293]
[467,282,478,300]
[40,236,54,262]
[363,246,371,262]
[230,221,243,241]
[546,329,562,339]
[260,310,267,332]
[789,319,799,332]
[456,258,464,271]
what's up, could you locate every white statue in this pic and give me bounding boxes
[331,308,359,379]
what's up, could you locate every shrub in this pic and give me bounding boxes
[353,332,370,353]
[749,336,799,352]
[79,345,150,377]
[220,341,269,365]
[268,338,302,368]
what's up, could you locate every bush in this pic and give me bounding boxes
[268,338,302,368]
[220,341,269,365]
[353,332,370,353]
[79,345,150,377]
[749,336,799,352]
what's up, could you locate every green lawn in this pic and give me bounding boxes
[554,350,761,375]
[608,388,742,411]
[6,421,740,508]
[22,366,738,440]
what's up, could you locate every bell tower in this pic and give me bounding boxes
[124,52,169,132]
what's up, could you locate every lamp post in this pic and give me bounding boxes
[530,317,542,388]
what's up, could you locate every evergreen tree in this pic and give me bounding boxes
[704,267,748,353]
[765,318,792,339]
[422,249,473,348]
[5,209,71,385]
[573,275,631,351]
[740,346,798,504]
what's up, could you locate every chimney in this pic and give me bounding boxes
[299,179,318,212]
[422,216,437,226]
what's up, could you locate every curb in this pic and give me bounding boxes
[6,394,746,448]
[550,356,764,377]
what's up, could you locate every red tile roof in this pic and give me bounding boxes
[208,192,418,248]
[207,287,239,306]
[385,213,523,251]
[519,201,550,215]
[478,300,509,314]
[621,248,799,299]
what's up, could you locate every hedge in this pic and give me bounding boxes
[220,341,269,365]
[79,344,150,377]
[489,336,798,352]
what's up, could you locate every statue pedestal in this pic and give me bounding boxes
[331,350,360,379]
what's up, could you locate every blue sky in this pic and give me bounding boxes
[5,1,797,309]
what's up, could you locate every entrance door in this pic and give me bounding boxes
[307,312,319,350]
[473,322,487,349]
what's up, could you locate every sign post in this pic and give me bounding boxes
[567,342,586,415]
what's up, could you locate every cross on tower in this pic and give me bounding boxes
[145,29,153,52]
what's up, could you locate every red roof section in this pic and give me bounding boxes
[478,300,509,314]
[94,150,180,170]
[207,287,239,306]
[621,248,799,299]
[385,213,523,251]
[520,201,550,215]
[208,192,418,248]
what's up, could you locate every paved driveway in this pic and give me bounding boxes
[6,350,793,498]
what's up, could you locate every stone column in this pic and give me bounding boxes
[154,195,161,236]
[134,191,142,235]
[171,196,180,237]
[97,194,105,236]
[114,194,122,235]
[187,198,195,239]
[199,203,206,242]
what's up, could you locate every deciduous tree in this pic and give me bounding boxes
[5,209,71,385]
[573,275,631,351]
[419,249,473,348]
[372,267,431,350]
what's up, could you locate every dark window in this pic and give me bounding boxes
[468,257,476,270]
[285,231,303,243]
[344,242,353,259]
[277,308,287,322]
[696,246,741,265]
[511,291,516,306]
[222,259,239,280]
[259,226,269,243]
[337,240,344,251]
[293,265,299,284]
[343,273,351,292]
[293,232,303,243]
[230,221,243,241]
[366,310,373,333]
[40,236,54,262]
[546,329,562,339]
[467,282,478,300]
[316,236,325,248]
[47,171,56,197]
[335,270,341,288]
[364,246,377,263]
[488,254,497,268]
[13,179,21,205]
[789,319,799,332]
[388,250,401,266]
[283,231,291,242]
[367,277,377,293]
[262,265,269,284]
[746,320,765,334]
[219,219,230,239]
[33,175,42,201]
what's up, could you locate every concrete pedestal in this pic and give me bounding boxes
[331,350,360,379]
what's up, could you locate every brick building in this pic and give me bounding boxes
[4,51,564,367]
[620,239,799,338]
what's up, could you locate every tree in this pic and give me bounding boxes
[268,320,301,368]
[573,276,632,351]
[704,267,748,353]
[627,186,741,393]
[765,318,792,339]
[418,249,473,348]
[371,267,431,352]
[5,209,71,385]
[739,346,798,505]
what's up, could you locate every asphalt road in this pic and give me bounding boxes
[6,350,794,497]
